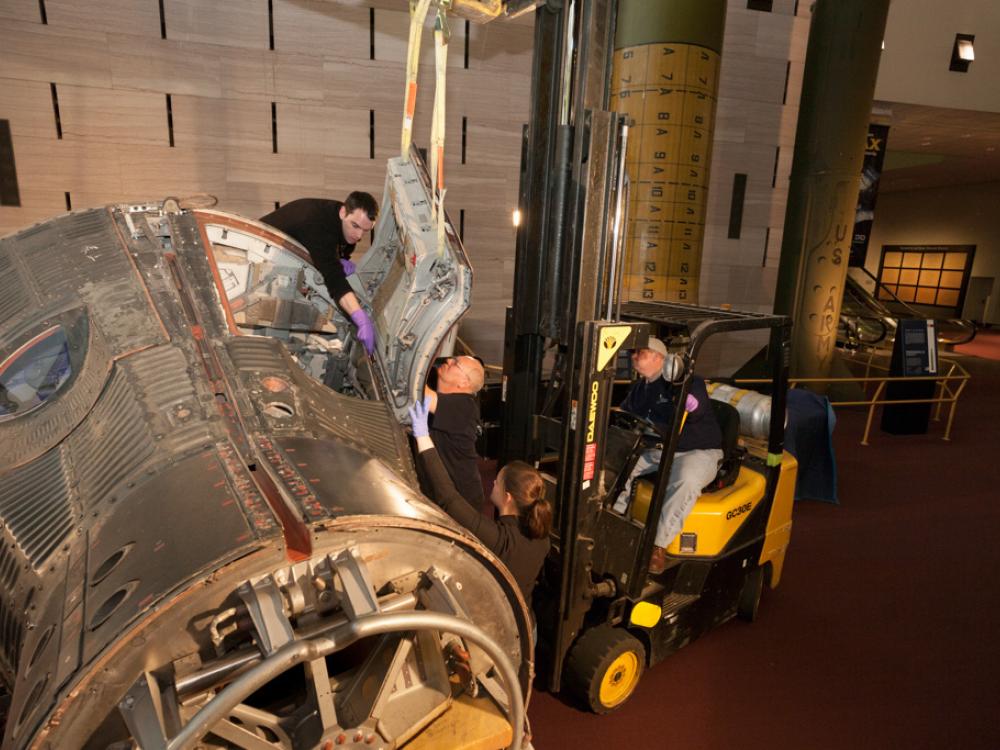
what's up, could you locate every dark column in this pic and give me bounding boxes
[772,0,890,378]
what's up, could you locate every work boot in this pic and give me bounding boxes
[648,546,668,575]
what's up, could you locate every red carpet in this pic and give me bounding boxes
[524,355,1000,749]
[953,329,1000,360]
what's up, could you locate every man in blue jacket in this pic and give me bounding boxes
[612,337,723,574]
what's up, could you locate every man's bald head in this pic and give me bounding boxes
[436,356,485,395]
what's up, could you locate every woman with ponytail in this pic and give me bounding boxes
[409,399,552,602]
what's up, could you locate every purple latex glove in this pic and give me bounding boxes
[685,393,699,413]
[339,258,356,276]
[408,397,431,437]
[349,308,375,355]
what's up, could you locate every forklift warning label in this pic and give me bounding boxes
[583,379,600,481]
[583,443,597,481]
[596,325,632,372]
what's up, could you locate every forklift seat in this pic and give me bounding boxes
[701,399,743,494]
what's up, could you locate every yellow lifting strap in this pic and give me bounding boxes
[429,9,449,254]
[401,0,432,158]
[401,0,451,255]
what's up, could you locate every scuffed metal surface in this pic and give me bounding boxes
[0,199,523,750]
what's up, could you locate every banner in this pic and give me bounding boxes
[849,123,889,267]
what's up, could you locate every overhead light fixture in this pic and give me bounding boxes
[512,209,521,227]
[950,33,975,72]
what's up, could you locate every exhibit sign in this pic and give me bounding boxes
[876,245,975,316]
[849,123,889,267]
[881,318,938,435]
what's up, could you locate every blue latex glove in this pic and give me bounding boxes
[409,397,431,437]
[349,308,375,355]
[340,258,356,276]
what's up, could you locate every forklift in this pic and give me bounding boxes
[498,0,799,712]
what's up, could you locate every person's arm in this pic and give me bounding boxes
[338,291,361,314]
[410,401,502,549]
[315,257,374,354]
[416,442,503,549]
[423,386,439,413]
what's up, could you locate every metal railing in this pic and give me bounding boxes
[734,354,970,446]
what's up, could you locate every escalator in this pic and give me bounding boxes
[839,266,977,350]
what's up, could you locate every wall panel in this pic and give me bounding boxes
[164,0,270,50]
[44,0,161,37]
[700,1,811,313]
[0,0,41,23]
[0,21,112,87]
[58,85,167,146]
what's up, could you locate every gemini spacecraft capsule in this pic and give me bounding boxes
[0,152,530,749]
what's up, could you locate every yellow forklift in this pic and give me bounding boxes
[523,304,797,712]
[497,0,798,712]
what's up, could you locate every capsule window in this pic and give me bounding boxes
[0,326,73,421]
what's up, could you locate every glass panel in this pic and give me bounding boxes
[878,287,895,301]
[883,251,902,267]
[896,285,916,302]
[899,269,919,285]
[0,327,73,421]
[915,287,937,304]
[943,252,967,270]
[921,253,944,269]
[881,268,899,284]
[902,252,922,268]
[940,270,964,288]
[919,270,941,287]
[937,289,960,307]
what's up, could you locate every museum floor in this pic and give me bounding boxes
[526,349,1000,749]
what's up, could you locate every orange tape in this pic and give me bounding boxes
[405,82,418,117]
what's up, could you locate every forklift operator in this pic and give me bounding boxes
[612,337,723,574]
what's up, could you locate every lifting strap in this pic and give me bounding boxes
[401,0,450,255]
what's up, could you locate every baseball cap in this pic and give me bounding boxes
[644,336,668,358]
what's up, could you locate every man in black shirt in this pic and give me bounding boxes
[612,337,723,573]
[260,192,378,353]
[421,355,487,510]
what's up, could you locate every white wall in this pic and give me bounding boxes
[876,0,1000,112]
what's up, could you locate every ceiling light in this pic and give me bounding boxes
[950,34,975,72]
[512,209,521,227]
[957,38,975,61]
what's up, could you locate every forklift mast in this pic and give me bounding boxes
[499,1,793,694]
[501,0,624,465]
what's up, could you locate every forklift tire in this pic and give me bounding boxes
[563,625,646,714]
[737,566,765,622]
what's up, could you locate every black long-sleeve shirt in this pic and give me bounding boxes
[259,198,355,302]
[427,392,485,510]
[418,446,549,602]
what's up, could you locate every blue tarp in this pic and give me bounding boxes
[784,388,838,504]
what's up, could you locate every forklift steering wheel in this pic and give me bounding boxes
[609,408,666,446]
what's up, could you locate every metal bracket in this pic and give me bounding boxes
[418,566,469,618]
[237,576,295,656]
[118,672,169,750]
[329,549,381,620]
